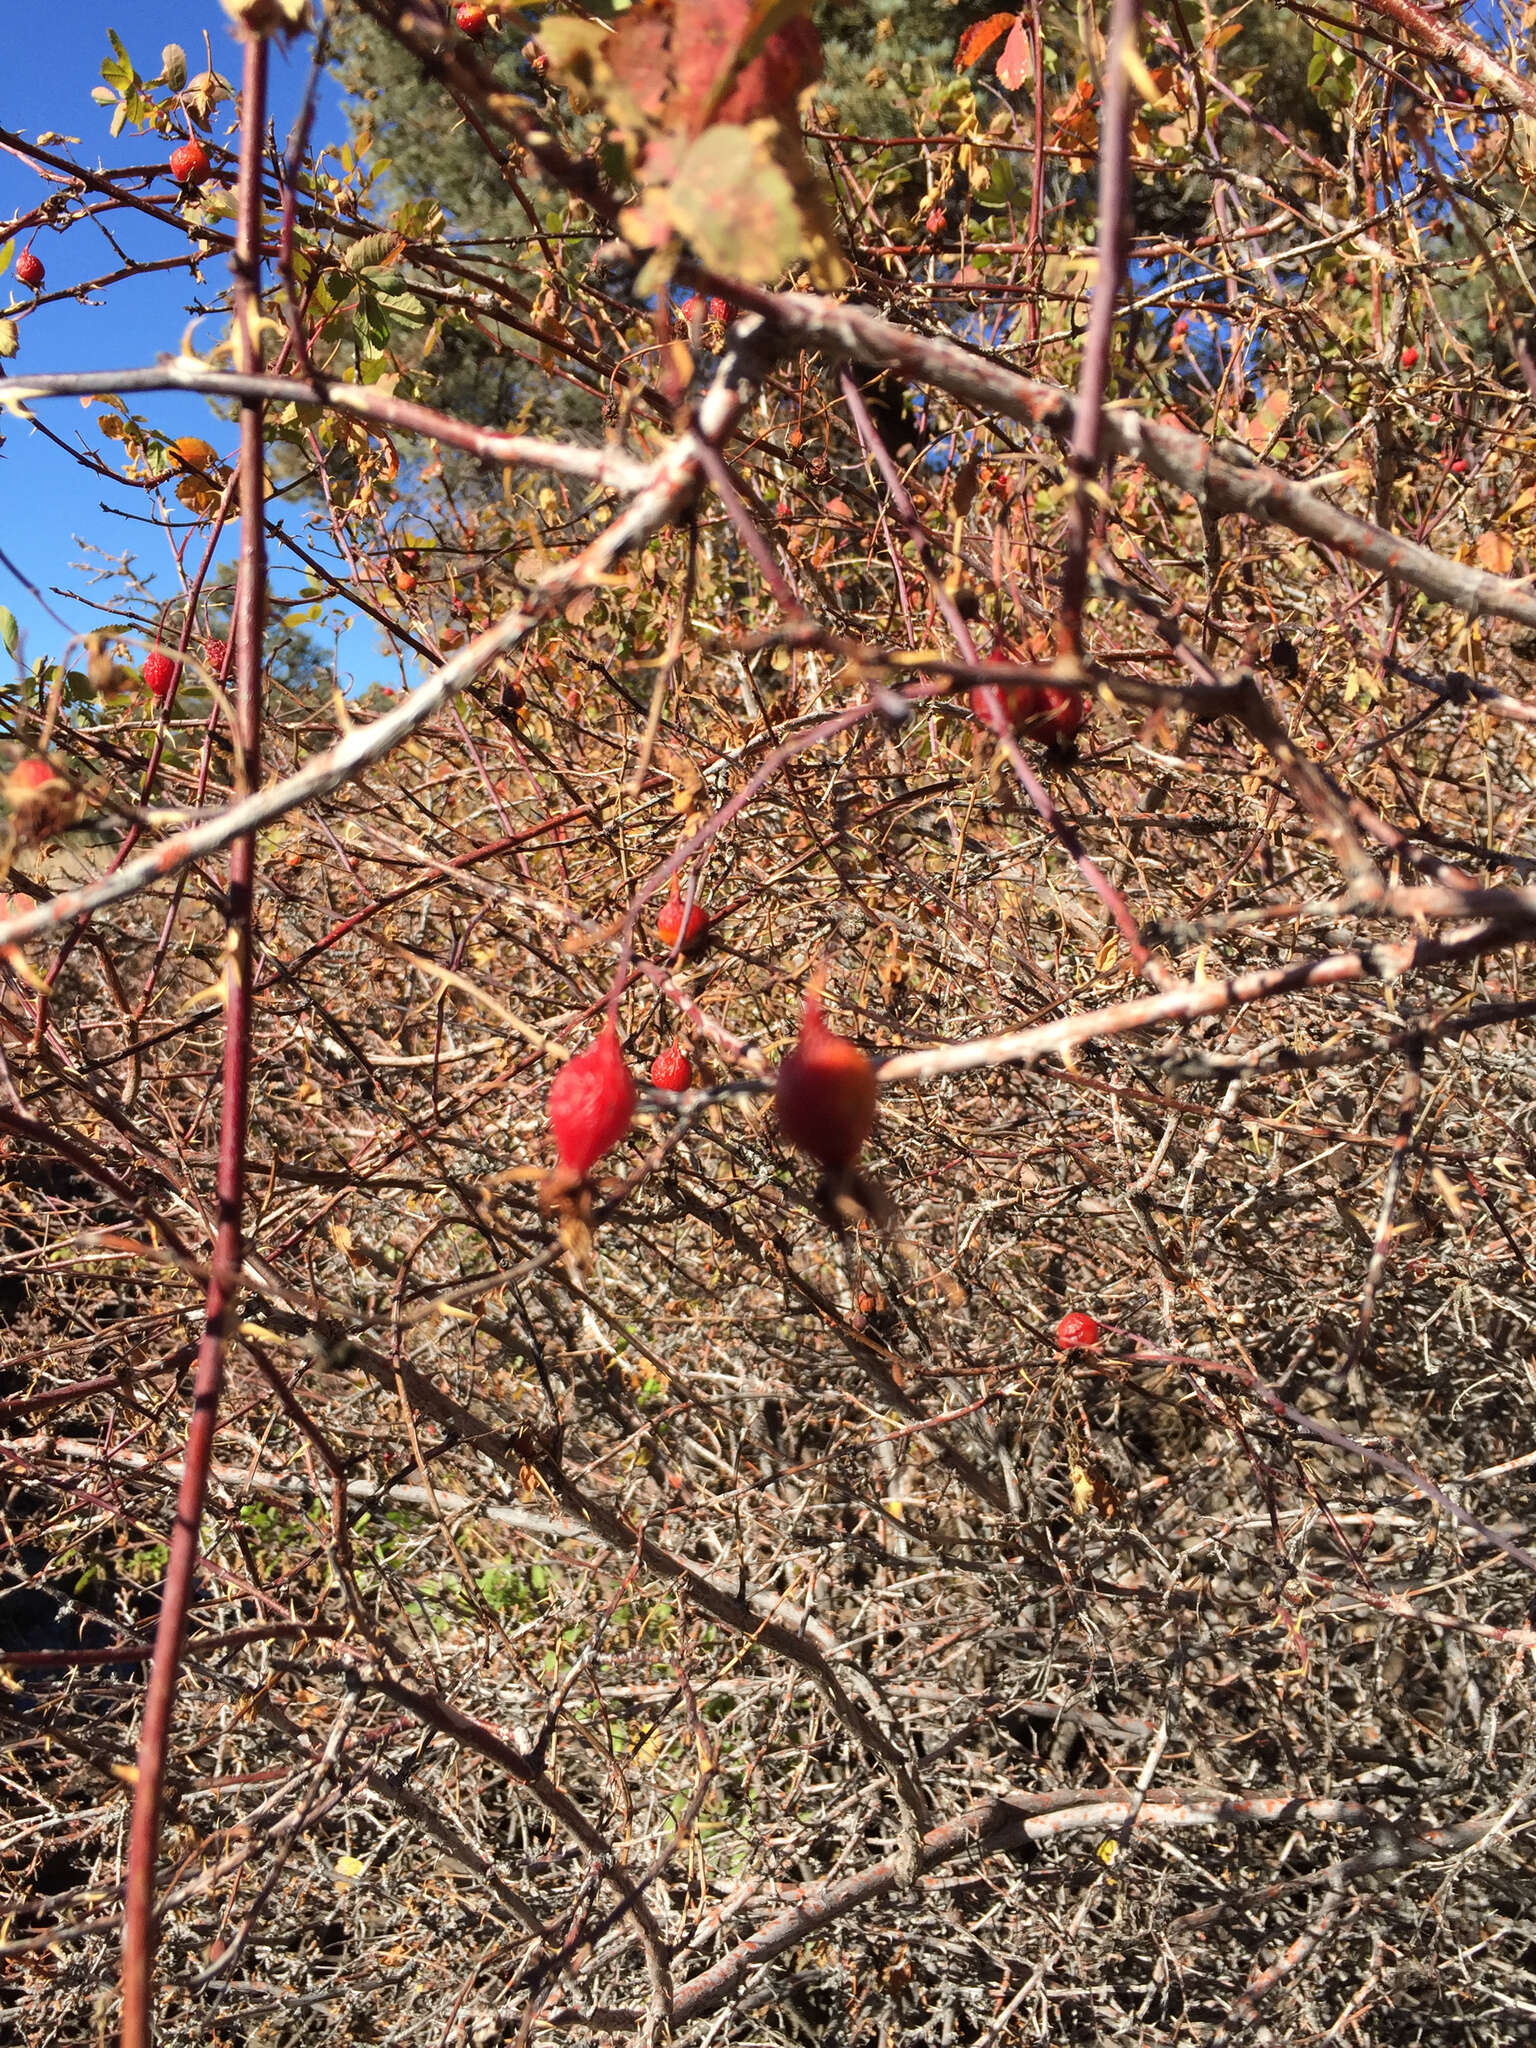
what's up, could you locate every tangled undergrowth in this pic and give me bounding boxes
[4,2,1536,2042]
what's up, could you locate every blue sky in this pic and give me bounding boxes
[0,5,374,689]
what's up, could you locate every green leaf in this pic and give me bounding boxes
[372,285,428,327]
[393,199,444,240]
[0,607,19,657]
[344,232,398,275]
[101,28,138,94]
[160,43,187,91]
[664,123,803,287]
[354,285,394,351]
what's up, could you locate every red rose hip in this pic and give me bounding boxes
[971,656,1087,746]
[774,989,877,1170]
[170,140,211,187]
[4,754,71,843]
[548,1022,636,1179]
[650,1044,692,1092]
[15,248,44,290]
[143,651,179,701]
[969,659,1042,738]
[455,2,489,36]
[1036,684,1087,743]
[655,877,709,956]
[1055,1311,1101,1351]
[6,756,61,799]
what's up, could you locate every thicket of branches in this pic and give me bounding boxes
[4,1,1536,2042]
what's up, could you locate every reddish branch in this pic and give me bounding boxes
[118,35,269,2048]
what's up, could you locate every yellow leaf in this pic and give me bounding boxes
[1477,530,1514,575]
[178,978,228,1014]
[1122,42,1161,105]
[1244,382,1291,453]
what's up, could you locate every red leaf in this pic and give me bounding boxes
[633,0,821,138]
[996,14,1032,92]
[954,12,1016,73]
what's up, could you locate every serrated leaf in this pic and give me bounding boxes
[955,13,1016,72]
[372,286,428,326]
[664,124,803,286]
[0,608,17,656]
[996,15,1032,91]
[0,320,17,360]
[101,28,137,93]
[160,43,187,91]
[343,232,398,275]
